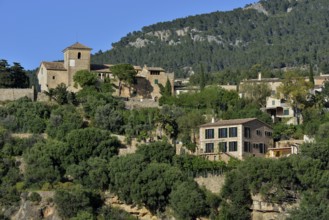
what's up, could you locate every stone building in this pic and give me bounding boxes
[37,42,92,92]
[37,42,174,99]
[198,118,273,161]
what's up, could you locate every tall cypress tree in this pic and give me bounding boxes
[199,64,205,91]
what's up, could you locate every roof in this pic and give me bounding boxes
[242,78,281,83]
[90,64,112,72]
[90,64,142,73]
[146,67,165,71]
[62,42,92,52]
[42,62,66,71]
[200,118,271,128]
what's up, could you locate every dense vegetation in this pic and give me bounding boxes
[92,0,329,78]
[0,62,328,219]
[0,59,29,88]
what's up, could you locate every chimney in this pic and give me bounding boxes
[211,117,215,123]
[258,72,262,81]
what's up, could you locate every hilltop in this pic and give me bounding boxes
[92,0,329,77]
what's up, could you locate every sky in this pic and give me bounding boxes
[0,0,257,70]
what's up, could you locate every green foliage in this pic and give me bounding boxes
[157,105,184,139]
[0,59,29,88]
[289,189,329,220]
[0,97,51,133]
[24,140,66,187]
[219,169,252,219]
[136,141,176,164]
[92,0,329,78]
[46,105,84,140]
[239,82,271,107]
[169,181,208,219]
[28,192,42,203]
[108,154,147,203]
[130,163,185,213]
[177,110,205,150]
[0,157,22,207]
[2,134,44,156]
[73,70,98,88]
[70,211,94,220]
[97,207,137,220]
[123,108,158,140]
[54,188,102,219]
[94,104,124,133]
[173,155,227,176]
[110,64,137,96]
[45,83,78,105]
[66,128,121,162]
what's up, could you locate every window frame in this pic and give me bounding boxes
[229,127,238,137]
[205,143,214,153]
[205,129,214,139]
[218,128,228,138]
[229,141,238,152]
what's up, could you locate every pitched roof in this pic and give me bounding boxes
[42,62,66,71]
[63,42,92,52]
[200,118,269,128]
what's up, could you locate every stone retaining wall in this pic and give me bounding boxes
[0,88,34,101]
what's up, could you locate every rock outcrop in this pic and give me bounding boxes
[12,191,61,220]
[251,194,299,220]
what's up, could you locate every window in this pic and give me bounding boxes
[229,141,238,152]
[265,131,272,137]
[259,143,266,154]
[78,52,81,59]
[52,76,55,80]
[218,128,227,138]
[244,127,251,138]
[205,129,214,139]
[271,90,276,96]
[244,142,251,152]
[256,130,262,136]
[219,142,227,152]
[205,143,214,153]
[253,143,259,149]
[272,100,275,106]
[150,71,160,75]
[154,79,158,84]
[229,127,237,137]
[284,109,289,115]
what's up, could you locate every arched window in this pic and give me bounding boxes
[77,52,81,59]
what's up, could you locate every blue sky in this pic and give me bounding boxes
[0,0,257,70]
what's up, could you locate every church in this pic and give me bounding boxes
[37,42,174,100]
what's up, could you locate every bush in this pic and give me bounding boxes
[28,192,42,204]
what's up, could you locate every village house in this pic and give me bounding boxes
[37,42,174,100]
[198,118,273,161]
[239,73,282,98]
[263,96,295,124]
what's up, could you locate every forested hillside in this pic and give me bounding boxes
[92,0,329,77]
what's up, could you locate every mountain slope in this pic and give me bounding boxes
[92,0,329,77]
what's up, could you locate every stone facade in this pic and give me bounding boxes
[199,118,273,160]
[0,88,34,101]
[37,43,174,99]
[37,42,92,92]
